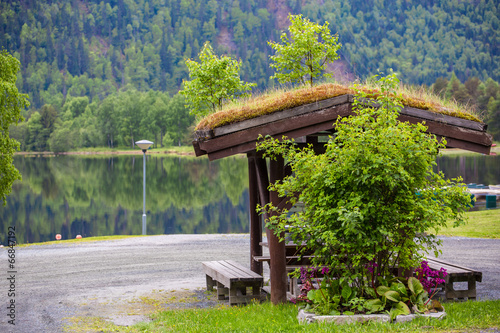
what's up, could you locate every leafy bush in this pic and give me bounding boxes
[257,74,472,314]
[181,41,256,117]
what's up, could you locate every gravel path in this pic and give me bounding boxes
[0,234,499,332]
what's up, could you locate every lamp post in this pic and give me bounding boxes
[135,140,153,235]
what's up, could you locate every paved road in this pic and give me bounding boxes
[0,234,499,332]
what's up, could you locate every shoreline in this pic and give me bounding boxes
[14,145,499,157]
[14,149,196,157]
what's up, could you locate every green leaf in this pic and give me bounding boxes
[394,301,411,315]
[376,285,390,295]
[385,290,401,303]
[341,285,353,301]
[364,299,385,312]
[408,277,424,295]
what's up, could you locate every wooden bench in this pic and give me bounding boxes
[253,255,314,265]
[426,258,482,300]
[202,260,263,305]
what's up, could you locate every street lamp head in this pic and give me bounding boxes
[135,140,154,152]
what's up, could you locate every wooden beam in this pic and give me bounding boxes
[268,156,287,304]
[248,156,263,275]
[254,158,269,206]
[198,104,352,154]
[204,118,340,161]
[192,140,206,157]
[212,95,353,138]
[398,114,492,146]
[436,136,492,155]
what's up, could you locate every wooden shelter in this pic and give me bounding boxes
[192,93,493,304]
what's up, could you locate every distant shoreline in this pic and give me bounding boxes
[14,149,196,157]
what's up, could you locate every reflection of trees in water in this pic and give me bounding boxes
[0,155,249,244]
[435,155,500,185]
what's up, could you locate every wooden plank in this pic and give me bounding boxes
[400,106,486,132]
[192,140,206,157]
[202,262,234,287]
[220,260,263,280]
[426,258,482,282]
[198,103,352,154]
[248,157,263,275]
[205,120,492,161]
[397,114,492,146]
[253,255,314,262]
[212,95,353,137]
[205,119,337,161]
[200,95,485,139]
[437,136,492,155]
[203,261,263,284]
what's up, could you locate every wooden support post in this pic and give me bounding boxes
[254,156,287,304]
[248,156,263,275]
[268,156,287,304]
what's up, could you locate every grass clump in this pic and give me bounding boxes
[195,81,482,131]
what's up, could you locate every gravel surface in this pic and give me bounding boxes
[0,234,499,332]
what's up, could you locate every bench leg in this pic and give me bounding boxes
[228,282,262,305]
[229,285,238,305]
[252,282,261,297]
[445,276,477,300]
[468,277,477,300]
[217,282,228,301]
[289,277,299,298]
[206,275,215,291]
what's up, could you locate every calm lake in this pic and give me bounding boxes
[1,153,499,245]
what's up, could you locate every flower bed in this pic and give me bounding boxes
[291,261,448,323]
[297,307,446,324]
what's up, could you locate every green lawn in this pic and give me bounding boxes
[439,209,500,238]
[16,235,148,247]
[65,299,500,332]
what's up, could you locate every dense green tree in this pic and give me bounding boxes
[0,49,29,204]
[49,125,74,153]
[166,93,194,146]
[268,13,341,87]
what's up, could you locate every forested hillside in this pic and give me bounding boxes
[1,0,499,151]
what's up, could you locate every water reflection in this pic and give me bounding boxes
[1,155,249,245]
[435,154,500,185]
[1,153,499,245]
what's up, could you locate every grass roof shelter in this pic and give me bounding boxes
[192,83,493,305]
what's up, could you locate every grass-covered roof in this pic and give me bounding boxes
[195,82,482,131]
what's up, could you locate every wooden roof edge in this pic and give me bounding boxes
[212,94,352,138]
[193,94,486,141]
